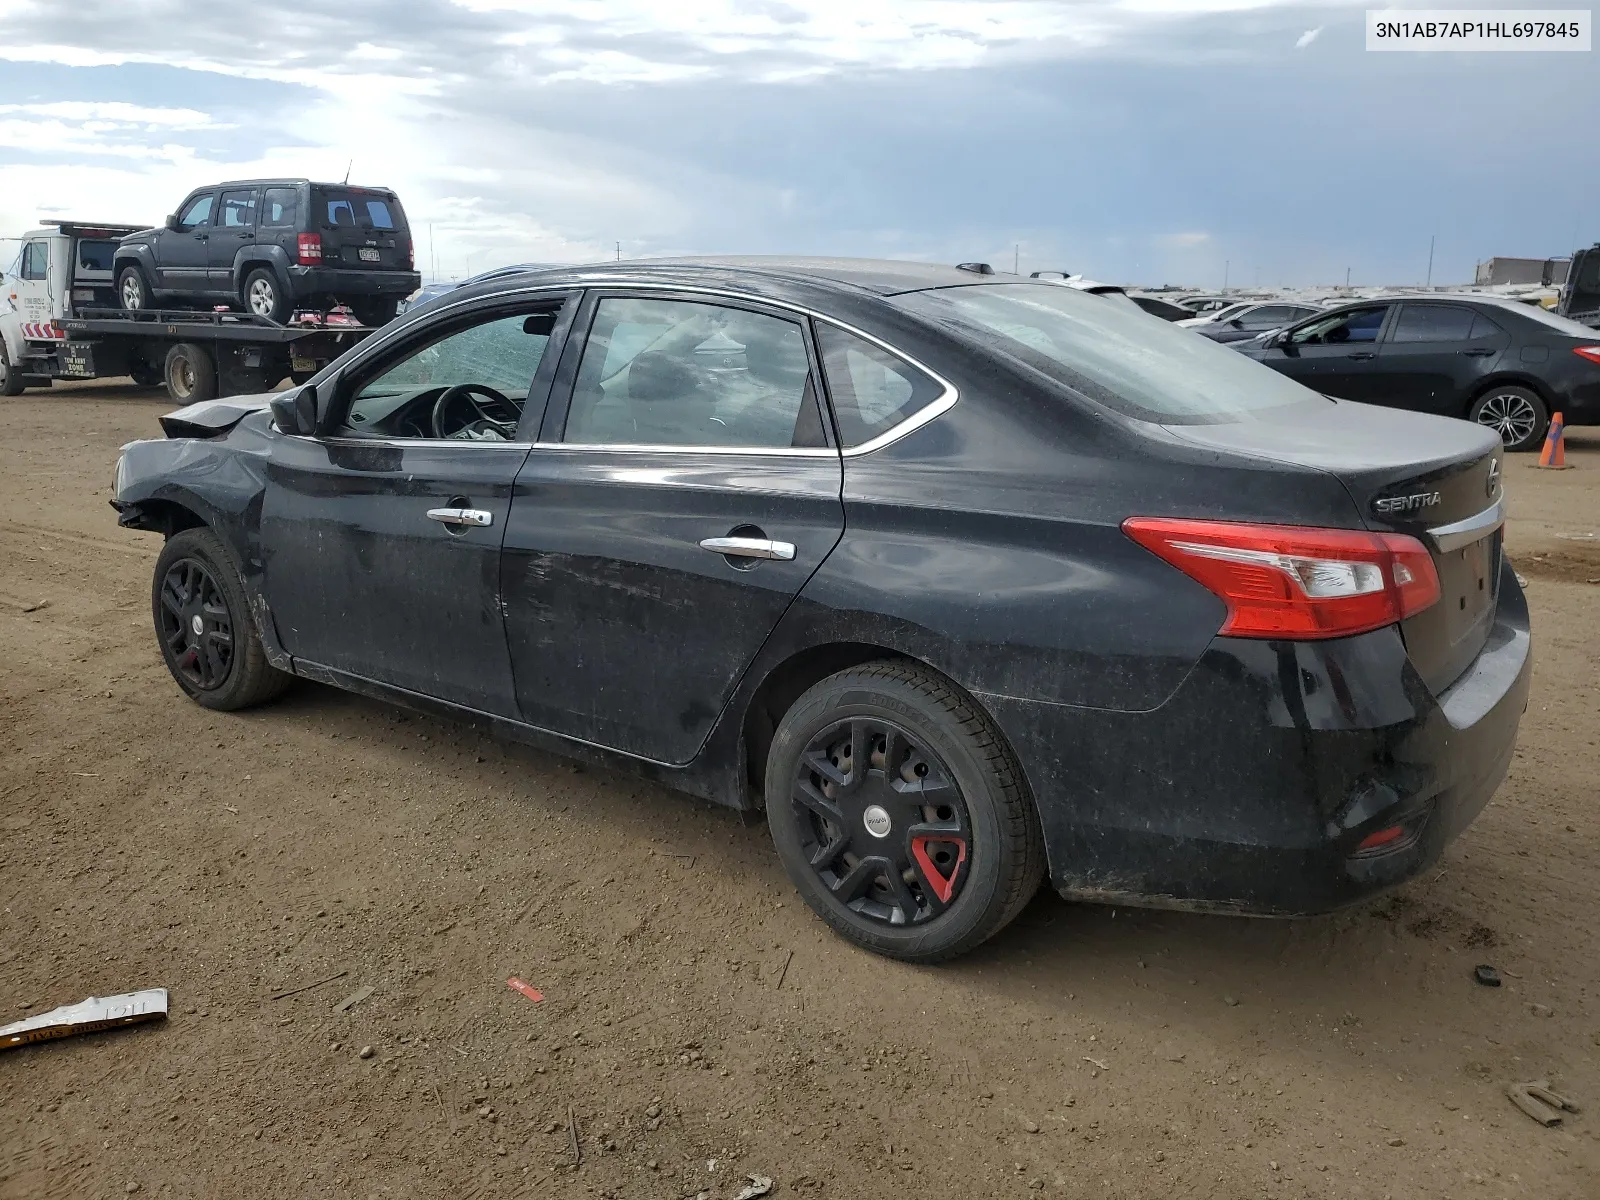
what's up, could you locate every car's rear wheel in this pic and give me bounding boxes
[164,342,217,403]
[351,297,399,327]
[118,265,151,312]
[765,662,1045,962]
[152,528,291,711]
[1470,384,1548,452]
[243,268,289,323]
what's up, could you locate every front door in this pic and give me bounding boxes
[259,295,569,715]
[156,191,215,293]
[210,188,259,291]
[501,291,846,764]
[1261,303,1393,400]
[1366,302,1509,413]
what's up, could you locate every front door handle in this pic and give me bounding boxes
[1347,351,1376,361]
[699,536,795,561]
[427,507,493,528]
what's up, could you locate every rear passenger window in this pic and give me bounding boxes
[816,326,945,448]
[1392,304,1477,342]
[261,188,297,227]
[218,189,257,228]
[563,297,821,449]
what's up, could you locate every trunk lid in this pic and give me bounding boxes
[310,186,413,271]
[1161,399,1503,694]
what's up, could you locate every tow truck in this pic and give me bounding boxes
[1,220,374,400]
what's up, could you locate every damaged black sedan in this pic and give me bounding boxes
[113,258,1531,962]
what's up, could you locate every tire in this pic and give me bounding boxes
[1470,384,1549,452]
[352,297,399,327]
[118,264,151,312]
[765,661,1046,963]
[242,268,290,323]
[128,359,162,388]
[0,341,25,396]
[151,528,292,711]
[164,342,217,403]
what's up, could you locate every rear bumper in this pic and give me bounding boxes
[285,266,421,300]
[983,558,1532,915]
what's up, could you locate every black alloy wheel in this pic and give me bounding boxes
[794,716,972,926]
[157,557,234,692]
[150,528,292,710]
[766,662,1045,962]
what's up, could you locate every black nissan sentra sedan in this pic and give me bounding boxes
[112,258,1531,962]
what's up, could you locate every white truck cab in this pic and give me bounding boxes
[1,221,142,394]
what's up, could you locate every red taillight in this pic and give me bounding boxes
[1355,825,1407,853]
[296,232,322,265]
[1573,345,1600,366]
[1122,517,1441,640]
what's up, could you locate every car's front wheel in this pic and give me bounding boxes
[765,662,1045,962]
[1470,384,1549,452]
[118,265,151,312]
[152,528,292,711]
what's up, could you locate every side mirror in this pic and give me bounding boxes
[164,214,181,232]
[270,384,319,435]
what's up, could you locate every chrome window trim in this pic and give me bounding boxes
[1427,497,1504,554]
[315,435,534,451]
[365,278,959,459]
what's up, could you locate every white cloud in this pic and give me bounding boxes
[1161,231,1212,247]
[1295,25,1323,48]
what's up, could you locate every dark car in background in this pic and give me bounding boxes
[113,258,1529,962]
[114,179,421,326]
[1236,295,1600,450]
[1192,301,1324,343]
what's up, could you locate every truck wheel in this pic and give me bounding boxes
[118,265,152,311]
[129,359,162,388]
[165,342,217,403]
[242,269,289,323]
[0,342,26,396]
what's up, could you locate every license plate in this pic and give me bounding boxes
[61,342,95,378]
[358,247,380,262]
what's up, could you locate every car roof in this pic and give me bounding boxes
[445,256,1031,306]
[190,179,399,192]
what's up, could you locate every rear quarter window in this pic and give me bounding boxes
[895,283,1326,424]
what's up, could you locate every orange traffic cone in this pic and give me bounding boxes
[1536,411,1571,469]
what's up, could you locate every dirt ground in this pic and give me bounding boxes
[2,382,1597,1200]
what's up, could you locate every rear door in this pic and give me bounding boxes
[501,290,845,764]
[157,191,215,291]
[1367,302,1510,413]
[210,187,259,290]
[1259,304,1393,399]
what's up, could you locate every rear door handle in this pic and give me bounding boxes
[427,507,493,528]
[1460,347,1497,357]
[699,536,795,561]
[1347,351,1376,361]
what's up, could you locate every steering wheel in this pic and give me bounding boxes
[430,383,518,439]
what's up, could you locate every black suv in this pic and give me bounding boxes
[114,179,421,326]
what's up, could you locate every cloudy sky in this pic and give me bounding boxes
[0,0,1594,286]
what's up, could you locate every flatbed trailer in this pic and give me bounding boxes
[57,308,373,402]
[3,220,376,402]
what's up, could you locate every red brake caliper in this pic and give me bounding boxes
[910,836,967,904]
